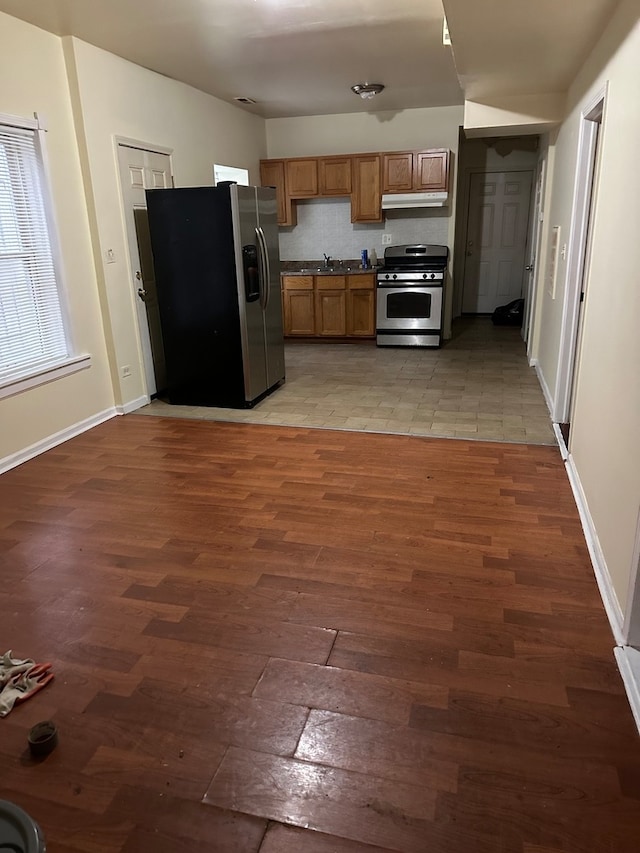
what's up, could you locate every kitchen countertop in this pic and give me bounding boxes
[281,267,378,276]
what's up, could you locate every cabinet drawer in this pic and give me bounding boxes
[282,275,313,290]
[348,273,375,290]
[316,275,346,290]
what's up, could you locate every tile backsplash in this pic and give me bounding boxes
[278,197,450,262]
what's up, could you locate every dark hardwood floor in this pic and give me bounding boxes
[0,415,638,852]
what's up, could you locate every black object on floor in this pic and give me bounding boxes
[492,297,524,326]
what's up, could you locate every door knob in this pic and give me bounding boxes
[137,288,148,302]
[525,264,534,271]
[135,270,142,280]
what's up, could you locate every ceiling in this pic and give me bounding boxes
[0,0,621,119]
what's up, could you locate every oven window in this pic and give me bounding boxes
[386,291,432,319]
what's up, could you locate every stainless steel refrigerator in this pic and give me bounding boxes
[145,184,285,408]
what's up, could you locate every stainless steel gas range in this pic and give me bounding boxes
[376,244,449,347]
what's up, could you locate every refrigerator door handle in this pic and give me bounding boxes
[255,227,267,309]
[257,226,271,309]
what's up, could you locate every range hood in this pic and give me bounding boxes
[381,191,449,210]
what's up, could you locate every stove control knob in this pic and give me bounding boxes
[392,274,397,280]
[430,273,436,279]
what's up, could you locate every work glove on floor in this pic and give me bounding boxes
[0,663,54,718]
[0,650,35,687]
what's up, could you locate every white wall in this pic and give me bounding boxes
[64,38,268,408]
[535,0,640,612]
[0,13,114,464]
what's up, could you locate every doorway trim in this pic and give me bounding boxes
[552,83,607,424]
[523,155,547,353]
[113,135,174,401]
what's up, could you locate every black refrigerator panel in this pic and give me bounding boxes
[146,186,246,407]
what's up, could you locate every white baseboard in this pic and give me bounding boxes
[565,453,625,645]
[116,394,149,415]
[614,646,640,734]
[553,422,568,460]
[0,407,116,475]
[531,358,554,417]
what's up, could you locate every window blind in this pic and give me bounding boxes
[0,124,68,379]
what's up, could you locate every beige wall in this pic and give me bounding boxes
[463,94,566,137]
[64,38,268,407]
[265,106,464,159]
[535,0,640,611]
[0,13,114,462]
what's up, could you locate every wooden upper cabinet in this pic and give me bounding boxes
[351,155,382,223]
[318,156,352,196]
[260,159,296,226]
[261,147,449,226]
[382,152,414,193]
[286,158,318,198]
[382,149,450,193]
[414,149,449,191]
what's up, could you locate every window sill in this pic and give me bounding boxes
[0,354,92,400]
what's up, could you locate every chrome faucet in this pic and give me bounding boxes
[323,253,332,269]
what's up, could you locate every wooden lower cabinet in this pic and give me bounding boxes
[282,275,315,336]
[316,290,347,336]
[282,273,375,338]
[347,289,375,336]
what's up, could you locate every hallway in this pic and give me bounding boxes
[139,318,555,445]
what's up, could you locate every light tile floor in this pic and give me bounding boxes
[136,318,556,445]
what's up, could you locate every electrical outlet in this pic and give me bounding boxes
[105,248,116,264]
[121,365,131,378]
[381,234,392,245]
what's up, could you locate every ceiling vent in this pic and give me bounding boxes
[234,97,257,105]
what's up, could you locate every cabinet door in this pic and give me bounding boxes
[316,291,347,336]
[319,156,351,196]
[286,158,318,197]
[347,289,375,336]
[284,290,315,336]
[260,160,296,226]
[282,276,314,336]
[347,274,375,336]
[382,152,413,193]
[414,150,449,191]
[351,155,382,223]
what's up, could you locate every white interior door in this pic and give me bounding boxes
[117,144,172,395]
[462,170,534,314]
